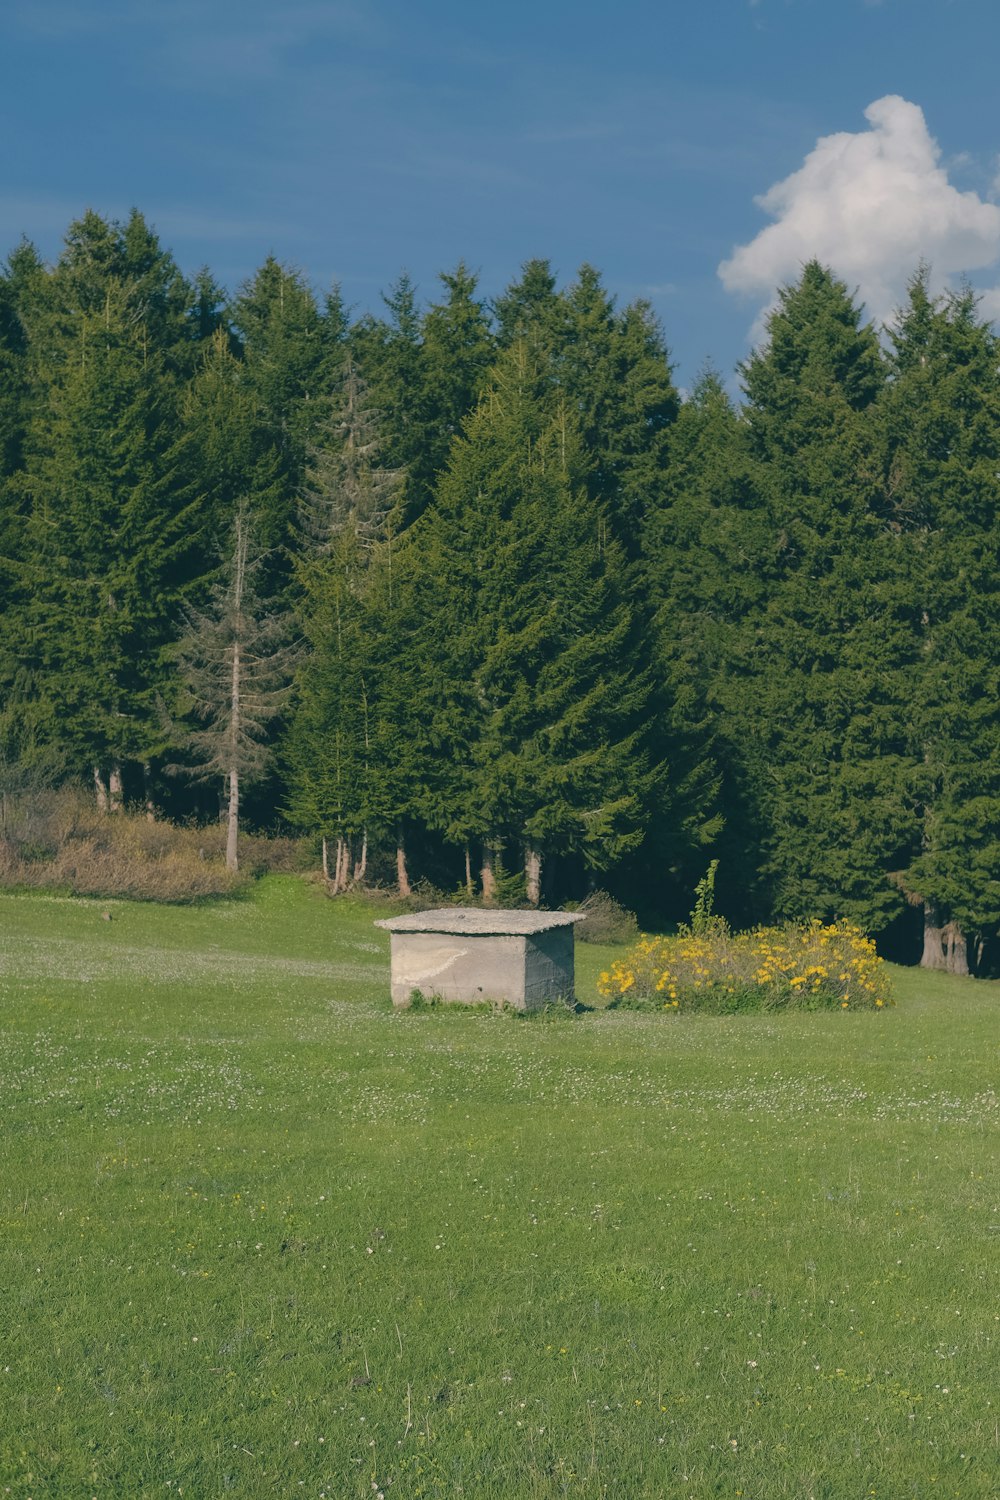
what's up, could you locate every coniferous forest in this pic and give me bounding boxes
[2,210,1000,971]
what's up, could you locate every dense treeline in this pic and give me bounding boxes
[2,212,999,971]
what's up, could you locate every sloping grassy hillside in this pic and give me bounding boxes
[1,879,997,1497]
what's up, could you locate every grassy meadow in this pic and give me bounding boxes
[1,877,998,1498]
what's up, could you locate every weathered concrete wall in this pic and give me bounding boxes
[379,907,581,1010]
[522,925,575,1007]
[388,931,529,1008]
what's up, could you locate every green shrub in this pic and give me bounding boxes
[571,889,639,945]
[0,790,308,902]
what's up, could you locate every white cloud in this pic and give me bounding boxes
[719,95,1000,329]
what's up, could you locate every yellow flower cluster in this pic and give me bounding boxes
[598,920,893,1013]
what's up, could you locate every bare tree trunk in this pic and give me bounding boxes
[93,766,109,814]
[464,844,473,898]
[920,902,946,970]
[108,764,123,814]
[943,921,969,976]
[142,762,156,822]
[334,835,348,893]
[353,828,368,885]
[396,825,412,898]
[225,633,242,872]
[322,836,329,881]
[921,903,969,973]
[525,845,542,906]
[226,766,239,872]
[481,844,497,905]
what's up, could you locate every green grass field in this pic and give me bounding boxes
[1,877,997,1499]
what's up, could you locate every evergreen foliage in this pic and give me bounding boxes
[730,264,915,932]
[284,359,405,885]
[10,221,198,795]
[400,341,657,902]
[882,274,1000,968]
[3,213,1000,964]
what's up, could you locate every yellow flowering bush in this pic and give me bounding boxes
[598,920,893,1013]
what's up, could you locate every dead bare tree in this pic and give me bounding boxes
[173,505,297,871]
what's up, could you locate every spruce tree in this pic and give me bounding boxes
[640,370,754,919]
[231,259,343,566]
[182,328,285,563]
[14,225,198,808]
[557,266,679,554]
[0,242,47,726]
[350,274,429,527]
[284,359,409,889]
[882,273,1000,971]
[493,259,564,350]
[419,263,494,487]
[733,262,913,930]
[404,342,654,903]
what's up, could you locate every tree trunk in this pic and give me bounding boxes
[108,764,123,814]
[464,844,473,898]
[921,902,969,974]
[322,836,330,882]
[525,845,542,906]
[481,844,497,905]
[226,636,241,871]
[396,826,412,899]
[920,902,946,969]
[353,828,368,886]
[93,766,109,814]
[334,836,348,893]
[142,762,156,822]
[942,921,969,976]
[226,766,239,872]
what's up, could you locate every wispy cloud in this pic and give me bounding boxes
[521,122,624,146]
[8,1,390,85]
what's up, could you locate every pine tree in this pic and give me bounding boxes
[557,266,679,554]
[639,370,750,919]
[882,273,1000,971]
[419,262,494,486]
[231,259,343,566]
[350,274,428,527]
[353,266,494,530]
[0,242,47,723]
[14,230,198,808]
[493,259,564,350]
[404,342,655,903]
[732,262,913,930]
[182,328,285,560]
[285,359,404,888]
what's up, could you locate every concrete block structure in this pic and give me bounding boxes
[375,907,583,1010]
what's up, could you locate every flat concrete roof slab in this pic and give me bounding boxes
[374,906,583,937]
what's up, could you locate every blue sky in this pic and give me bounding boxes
[3,0,1000,386]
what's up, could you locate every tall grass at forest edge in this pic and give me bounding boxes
[0,876,997,1498]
